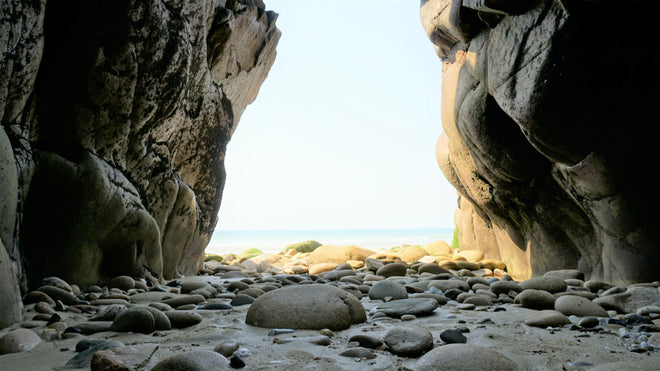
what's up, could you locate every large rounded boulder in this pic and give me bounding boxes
[246,285,366,330]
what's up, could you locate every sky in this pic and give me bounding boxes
[217,0,457,231]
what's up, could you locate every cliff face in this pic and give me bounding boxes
[421,0,660,284]
[0,0,279,327]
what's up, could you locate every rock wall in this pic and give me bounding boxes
[0,0,279,326]
[422,0,660,284]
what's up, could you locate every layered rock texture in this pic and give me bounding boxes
[421,0,659,284]
[0,0,279,326]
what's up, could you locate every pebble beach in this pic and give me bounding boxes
[1,240,659,370]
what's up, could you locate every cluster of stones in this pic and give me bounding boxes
[1,242,659,369]
[213,240,510,279]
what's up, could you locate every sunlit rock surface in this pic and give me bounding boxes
[421,0,660,284]
[0,0,279,322]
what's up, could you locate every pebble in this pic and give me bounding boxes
[384,326,434,357]
[348,334,383,349]
[65,340,125,369]
[374,298,438,318]
[213,340,240,357]
[368,280,408,300]
[109,307,156,334]
[339,347,376,359]
[268,328,294,336]
[90,344,158,371]
[440,329,467,344]
[376,262,408,278]
[273,335,331,346]
[230,354,246,368]
[520,276,567,293]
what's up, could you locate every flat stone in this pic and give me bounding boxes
[151,350,229,371]
[340,347,376,359]
[213,340,240,358]
[0,329,42,354]
[555,295,608,317]
[91,344,159,371]
[520,276,567,293]
[384,326,433,357]
[523,310,571,328]
[543,269,585,280]
[369,280,408,300]
[246,285,366,330]
[75,321,113,335]
[375,298,438,318]
[415,344,518,370]
[22,291,56,305]
[162,294,206,308]
[164,311,203,329]
[429,279,469,292]
[593,287,660,314]
[37,285,78,305]
[490,281,523,295]
[230,294,255,306]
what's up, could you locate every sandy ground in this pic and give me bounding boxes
[1,274,658,370]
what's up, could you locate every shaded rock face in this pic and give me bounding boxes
[421,0,660,284]
[0,0,279,300]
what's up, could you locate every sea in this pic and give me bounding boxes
[205,228,454,256]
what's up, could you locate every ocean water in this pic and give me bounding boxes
[205,228,454,256]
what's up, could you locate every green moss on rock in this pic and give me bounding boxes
[451,228,462,250]
[284,240,322,254]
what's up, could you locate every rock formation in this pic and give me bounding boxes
[421,0,660,284]
[0,0,279,327]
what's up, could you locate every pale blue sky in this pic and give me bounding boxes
[218,0,456,230]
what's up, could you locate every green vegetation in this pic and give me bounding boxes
[204,254,224,262]
[237,248,263,260]
[451,228,462,250]
[284,240,322,254]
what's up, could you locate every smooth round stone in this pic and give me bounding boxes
[375,298,438,318]
[578,317,600,328]
[490,281,523,295]
[376,262,408,278]
[418,263,450,275]
[149,302,173,312]
[523,310,571,328]
[213,340,240,357]
[384,326,433,357]
[227,281,250,292]
[440,329,467,344]
[181,281,210,294]
[456,261,481,270]
[151,350,229,371]
[457,303,475,310]
[37,285,78,305]
[348,334,383,349]
[75,322,113,335]
[401,314,416,321]
[515,289,556,310]
[429,279,469,292]
[369,280,409,300]
[22,291,56,305]
[246,285,366,330]
[143,306,172,330]
[454,250,484,262]
[463,295,495,307]
[90,344,158,371]
[410,293,448,305]
[415,344,518,370]
[230,294,255,306]
[164,311,203,329]
[520,276,567,294]
[110,307,155,334]
[42,277,73,292]
[340,347,376,359]
[555,295,608,317]
[34,301,56,315]
[0,329,42,354]
[107,276,135,291]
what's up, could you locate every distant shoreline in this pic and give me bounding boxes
[206,228,454,257]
